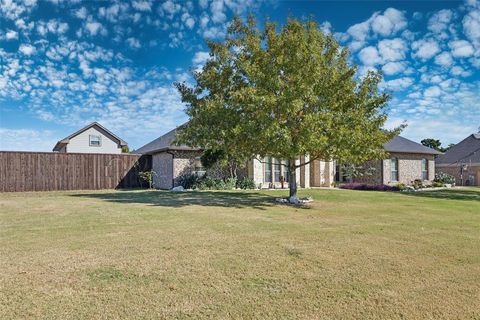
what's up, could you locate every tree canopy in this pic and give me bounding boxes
[175,16,403,199]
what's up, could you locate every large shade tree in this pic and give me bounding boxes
[175,17,403,200]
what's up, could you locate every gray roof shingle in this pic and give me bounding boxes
[138,124,441,157]
[383,135,442,155]
[436,134,480,165]
[135,124,199,154]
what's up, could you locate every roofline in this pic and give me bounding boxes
[437,162,480,167]
[141,146,201,155]
[386,149,443,155]
[52,122,128,151]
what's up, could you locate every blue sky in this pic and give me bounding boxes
[0,0,479,151]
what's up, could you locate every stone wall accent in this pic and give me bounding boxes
[352,160,383,185]
[152,152,173,189]
[383,152,436,185]
[172,150,202,187]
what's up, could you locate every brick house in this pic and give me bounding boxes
[137,127,441,189]
[435,133,480,186]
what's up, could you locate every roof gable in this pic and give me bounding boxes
[53,122,127,151]
[436,134,480,165]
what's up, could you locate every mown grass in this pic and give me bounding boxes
[0,187,479,319]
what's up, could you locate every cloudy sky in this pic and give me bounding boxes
[0,0,479,151]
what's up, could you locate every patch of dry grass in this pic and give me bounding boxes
[1,188,479,319]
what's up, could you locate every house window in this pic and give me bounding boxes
[264,157,272,183]
[422,159,428,180]
[274,159,282,182]
[89,135,101,147]
[194,156,206,176]
[391,158,399,181]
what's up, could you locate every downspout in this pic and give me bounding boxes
[166,150,175,189]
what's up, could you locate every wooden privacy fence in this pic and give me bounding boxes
[0,151,151,192]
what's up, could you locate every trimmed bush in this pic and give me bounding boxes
[236,177,256,189]
[434,172,456,185]
[339,183,399,192]
[177,173,200,189]
[432,181,445,188]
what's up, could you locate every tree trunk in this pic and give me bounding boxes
[289,160,297,199]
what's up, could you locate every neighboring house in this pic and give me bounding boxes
[53,122,128,154]
[138,126,441,189]
[436,133,480,186]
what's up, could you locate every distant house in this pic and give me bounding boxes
[53,122,128,154]
[436,133,480,186]
[137,125,441,189]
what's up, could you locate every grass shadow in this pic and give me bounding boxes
[70,190,290,210]
[401,188,480,202]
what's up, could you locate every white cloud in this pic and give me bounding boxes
[358,46,382,66]
[462,7,480,50]
[192,51,210,66]
[85,21,106,36]
[449,40,475,57]
[434,52,453,66]
[75,7,87,19]
[382,77,414,91]
[412,39,440,60]
[161,0,180,15]
[382,61,406,75]
[211,0,226,23]
[126,37,141,49]
[428,9,453,33]
[19,44,36,55]
[0,128,57,152]
[6,30,18,40]
[424,85,442,97]
[132,0,152,12]
[378,38,407,62]
[371,8,407,37]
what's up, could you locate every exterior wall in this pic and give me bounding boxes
[352,160,383,185]
[310,160,335,187]
[436,164,480,186]
[382,153,435,185]
[250,156,311,189]
[172,150,202,187]
[66,127,122,154]
[152,152,173,189]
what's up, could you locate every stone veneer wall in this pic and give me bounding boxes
[382,153,435,185]
[352,159,383,185]
[152,152,173,189]
[172,150,202,187]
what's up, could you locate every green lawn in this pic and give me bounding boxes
[1,188,479,319]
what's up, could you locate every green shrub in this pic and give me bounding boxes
[236,177,256,189]
[177,173,200,189]
[224,178,237,190]
[396,183,406,191]
[412,179,424,190]
[139,170,157,189]
[432,181,445,188]
[434,172,455,184]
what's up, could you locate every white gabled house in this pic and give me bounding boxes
[52,122,128,154]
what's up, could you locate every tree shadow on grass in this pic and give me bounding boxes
[70,190,300,210]
[401,188,480,202]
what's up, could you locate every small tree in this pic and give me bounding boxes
[175,17,403,200]
[421,138,443,152]
[139,170,157,189]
